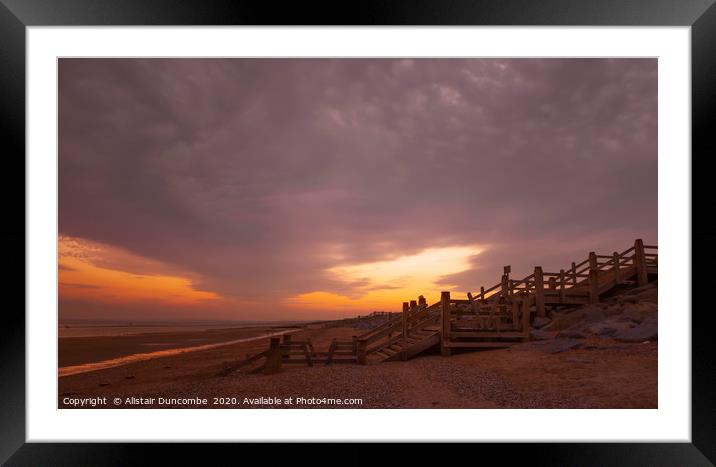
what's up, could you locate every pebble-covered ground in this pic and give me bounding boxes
[59,285,657,409]
[59,337,656,409]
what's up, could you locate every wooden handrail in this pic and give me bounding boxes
[573,258,590,269]
[393,240,657,358]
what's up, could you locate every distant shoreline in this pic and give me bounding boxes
[59,328,301,378]
[58,322,309,339]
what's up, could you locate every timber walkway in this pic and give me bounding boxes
[221,239,657,374]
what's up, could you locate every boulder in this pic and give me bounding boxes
[584,320,636,338]
[542,306,605,332]
[580,305,607,324]
[532,316,551,329]
[634,287,658,303]
[541,338,584,354]
[557,329,589,339]
[530,329,558,341]
[614,319,657,343]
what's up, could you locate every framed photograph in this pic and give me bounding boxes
[2,0,714,463]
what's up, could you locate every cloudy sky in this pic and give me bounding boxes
[58,58,657,322]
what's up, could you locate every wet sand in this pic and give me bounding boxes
[59,325,303,367]
[58,325,656,409]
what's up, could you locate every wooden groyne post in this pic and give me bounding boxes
[356,338,367,365]
[263,337,283,374]
[440,291,451,357]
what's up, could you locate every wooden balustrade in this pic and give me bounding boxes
[394,239,657,359]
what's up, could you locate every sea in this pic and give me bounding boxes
[58,320,310,338]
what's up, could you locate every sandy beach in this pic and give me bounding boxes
[59,325,303,368]
[58,323,656,409]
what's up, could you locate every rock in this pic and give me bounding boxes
[584,320,636,337]
[542,306,606,332]
[634,287,658,303]
[614,319,657,342]
[530,329,558,340]
[513,337,583,353]
[580,306,607,324]
[616,295,639,305]
[557,329,588,339]
[532,316,551,329]
[603,303,625,317]
[542,312,583,331]
[542,338,584,354]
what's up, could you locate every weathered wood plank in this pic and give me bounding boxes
[440,291,451,357]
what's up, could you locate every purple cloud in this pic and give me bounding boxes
[58,58,657,319]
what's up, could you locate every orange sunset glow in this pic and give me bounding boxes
[285,246,484,312]
[59,235,484,318]
[59,236,218,306]
[59,58,657,322]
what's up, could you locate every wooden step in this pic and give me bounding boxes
[444,341,516,348]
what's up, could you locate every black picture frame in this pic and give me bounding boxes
[1,0,714,464]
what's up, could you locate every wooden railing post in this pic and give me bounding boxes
[467,292,475,313]
[589,251,598,270]
[263,337,283,374]
[559,269,565,302]
[440,291,451,357]
[613,251,621,284]
[501,274,509,297]
[356,338,367,365]
[571,261,577,285]
[588,252,599,304]
[534,266,545,317]
[480,286,485,303]
[548,277,556,290]
[511,296,520,331]
[634,238,648,286]
[418,295,426,307]
[521,291,531,339]
[402,302,409,356]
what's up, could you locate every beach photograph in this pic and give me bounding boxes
[58,58,657,409]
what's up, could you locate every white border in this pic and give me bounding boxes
[27,27,690,442]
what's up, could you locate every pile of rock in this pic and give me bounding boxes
[529,282,658,344]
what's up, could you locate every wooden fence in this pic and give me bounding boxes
[222,239,657,369]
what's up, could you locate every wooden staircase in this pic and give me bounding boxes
[372,327,441,362]
[436,239,658,355]
[354,297,443,363]
[354,239,657,361]
[228,239,657,373]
